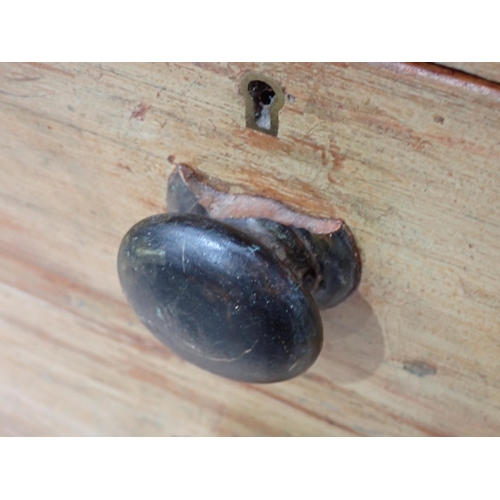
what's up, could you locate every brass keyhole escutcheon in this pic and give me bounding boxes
[240,72,285,137]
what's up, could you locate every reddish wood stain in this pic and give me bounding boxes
[130,103,151,121]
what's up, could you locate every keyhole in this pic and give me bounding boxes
[240,72,285,137]
[248,80,275,131]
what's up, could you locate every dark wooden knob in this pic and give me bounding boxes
[117,166,361,383]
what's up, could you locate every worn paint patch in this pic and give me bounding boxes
[403,360,437,377]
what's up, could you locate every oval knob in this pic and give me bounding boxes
[117,165,361,383]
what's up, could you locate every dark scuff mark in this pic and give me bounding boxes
[116,163,132,173]
[130,103,150,121]
[403,360,437,377]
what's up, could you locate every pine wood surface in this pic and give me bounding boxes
[1,62,499,436]
[440,62,500,83]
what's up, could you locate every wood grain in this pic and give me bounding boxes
[1,62,499,436]
[439,62,500,84]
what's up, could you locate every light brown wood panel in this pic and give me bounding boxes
[1,62,499,436]
[440,62,500,83]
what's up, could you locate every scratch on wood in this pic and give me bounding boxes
[130,103,150,121]
[26,62,75,78]
[403,360,437,377]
